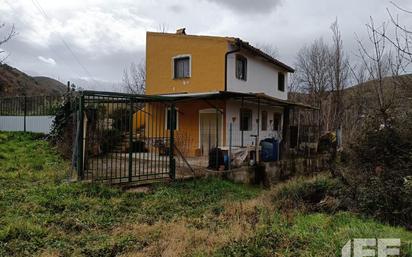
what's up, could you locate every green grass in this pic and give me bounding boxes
[1,132,411,257]
[0,132,260,256]
[214,212,412,257]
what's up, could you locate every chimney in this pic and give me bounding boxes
[176,28,186,35]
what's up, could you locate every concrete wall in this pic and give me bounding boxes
[222,155,330,185]
[0,116,54,134]
[225,99,283,147]
[226,49,289,100]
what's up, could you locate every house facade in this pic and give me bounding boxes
[136,29,296,159]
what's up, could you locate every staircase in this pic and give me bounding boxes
[112,132,132,153]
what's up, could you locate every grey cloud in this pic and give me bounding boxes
[2,0,412,91]
[205,0,282,14]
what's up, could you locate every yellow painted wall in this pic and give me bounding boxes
[146,32,230,95]
[132,100,226,157]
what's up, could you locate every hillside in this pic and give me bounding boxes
[0,64,66,97]
[289,74,412,105]
[288,74,412,142]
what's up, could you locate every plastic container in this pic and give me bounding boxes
[260,138,279,161]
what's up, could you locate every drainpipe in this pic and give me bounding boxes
[224,40,241,91]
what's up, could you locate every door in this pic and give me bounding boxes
[199,111,222,156]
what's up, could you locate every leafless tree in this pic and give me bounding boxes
[329,19,350,131]
[122,59,146,94]
[355,17,409,126]
[384,2,412,62]
[295,38,331,133]
[0,23,16,63]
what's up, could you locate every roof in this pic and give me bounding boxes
[160,91,316,109]
[234,39,295,73]
[80,90,317,109]
[147,31,294,73]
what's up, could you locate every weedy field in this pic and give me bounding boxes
[0,132,411,257]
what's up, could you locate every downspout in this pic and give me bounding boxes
[224,40,241,91]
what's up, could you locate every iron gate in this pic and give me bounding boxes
[76,91,176,184]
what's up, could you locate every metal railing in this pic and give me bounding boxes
[75,91,176,184]
[0,95,63,133]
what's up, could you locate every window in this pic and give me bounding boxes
[272,113,281,131]
[173,56,190,79]
[278,72,285,91]
[261,111,268,131]
[240,108,252,131]
[166,108,179,130]
[236,55,247,81]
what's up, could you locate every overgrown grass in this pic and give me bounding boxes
[1,132,411,257]
[0,132,260,256]
[214,212,412,257]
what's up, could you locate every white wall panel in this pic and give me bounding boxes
[0,116,54,134]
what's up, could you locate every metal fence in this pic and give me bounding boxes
[70,91,320,185]
[0,95,62,133]
[76,91,176,184]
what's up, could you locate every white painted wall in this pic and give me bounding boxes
[0,116,55,134]
[225,100,283,147]
[226,49,288,100]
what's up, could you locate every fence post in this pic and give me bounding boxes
[229,122,232,171]
[169,103,176,179]
[23,96,27,132]
[215,107,219,171]
[241,97,244,147]
[77,94,85,180]
[128,98,133,182]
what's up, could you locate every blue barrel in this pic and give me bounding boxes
[260,138,279,161]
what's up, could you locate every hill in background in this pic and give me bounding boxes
[0,64,67,97]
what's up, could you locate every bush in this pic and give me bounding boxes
[272,175,343,213]
[341,117,412,227]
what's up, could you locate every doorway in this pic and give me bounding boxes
[199,109,223,156]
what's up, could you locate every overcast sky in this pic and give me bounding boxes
[1,0,412,91]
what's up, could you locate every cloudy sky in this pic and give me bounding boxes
[1,0,412,90]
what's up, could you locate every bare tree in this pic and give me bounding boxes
[355,17,409,126]
[329,19,350,131]
[384,2,412,62]
[0,23,16,63]
[122,59,146,94]
[295,38,331,133]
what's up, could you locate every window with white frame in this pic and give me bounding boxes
[173,56,190,79]
[236,55,247,81]
[166,107,179,130]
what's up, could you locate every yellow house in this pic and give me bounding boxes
[134,28,299,158]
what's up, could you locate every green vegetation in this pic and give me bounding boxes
[0,132,411,257]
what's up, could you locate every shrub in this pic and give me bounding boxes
[272,175,343,213]
[341,116,412,227]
